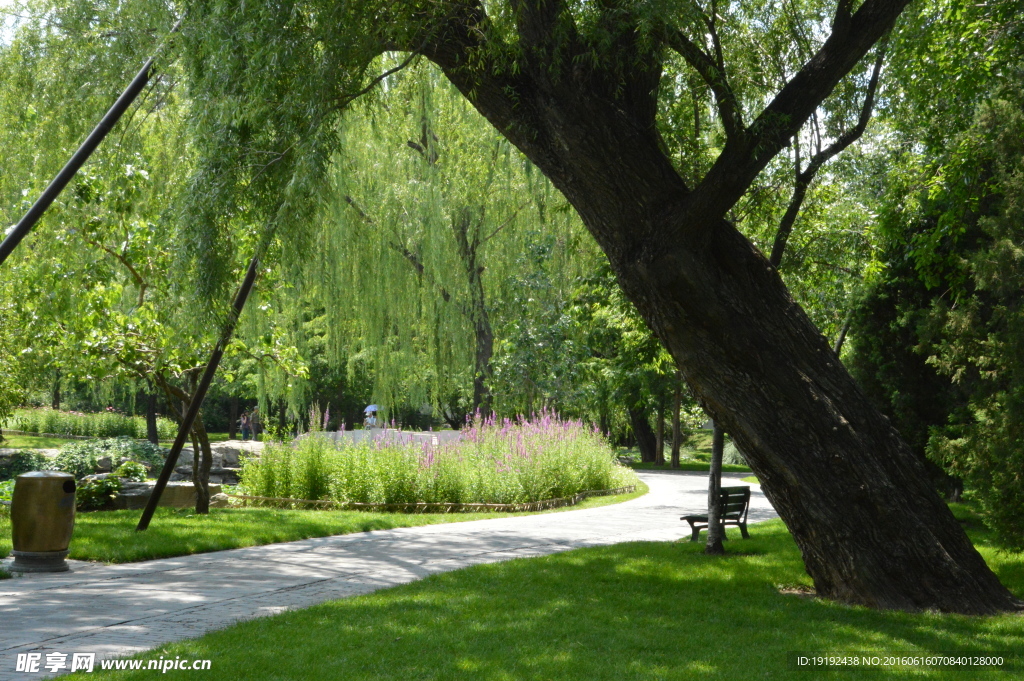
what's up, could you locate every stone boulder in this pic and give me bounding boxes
[110,481,223,510]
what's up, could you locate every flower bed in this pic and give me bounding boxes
[241,412,637,506]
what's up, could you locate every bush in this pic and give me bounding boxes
[723,442,747,466]
[7,407,177,439]
[114,461,148,482]
[76,477,122,511]
[242,412,638,506]
[55,437,169,479]
[0,450,54,481]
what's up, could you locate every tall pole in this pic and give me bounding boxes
[0,16,184,268]
[136,255,261,531]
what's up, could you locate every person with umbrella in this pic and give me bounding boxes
[363,405,379,429]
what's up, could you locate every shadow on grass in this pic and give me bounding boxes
[0,482,648,564]
[69,521,1023,681]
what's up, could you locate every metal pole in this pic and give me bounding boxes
[136,255,261,531]
[0,16,184,268]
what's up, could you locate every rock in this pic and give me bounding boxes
[209,493,230,508]
[109,481,223,510]
[95,457,112,473]
[81,473,114,482]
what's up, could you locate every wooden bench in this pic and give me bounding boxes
[681,486,751,541]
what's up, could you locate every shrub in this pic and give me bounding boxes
[242,412,638,506]
[0,450,54,481]
[7,407,177,439]
[55,437,169,479]
[114,461,148,482]
[76,477,122,511]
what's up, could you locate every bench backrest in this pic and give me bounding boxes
[718,486,750,521]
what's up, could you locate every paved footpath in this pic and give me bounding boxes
[0,471,777,678]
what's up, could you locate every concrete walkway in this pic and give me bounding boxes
[0,471,778,678]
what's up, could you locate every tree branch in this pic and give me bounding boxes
[660,24,744,140]
[769,41,886,267]
[85,237,149,308]
[684,0,906,226]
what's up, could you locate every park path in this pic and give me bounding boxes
[0,471,778,679]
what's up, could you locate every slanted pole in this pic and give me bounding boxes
[0,16,183,268]
[136,255,260,531]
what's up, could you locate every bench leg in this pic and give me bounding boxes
[740,522,749,539]
[687,521,701,542]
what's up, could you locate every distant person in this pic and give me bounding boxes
[364,411,378,428]
[251,406,261,440]
[240,412,251,441]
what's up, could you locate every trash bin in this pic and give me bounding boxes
[9,471,76,573]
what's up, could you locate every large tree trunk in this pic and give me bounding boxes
[424,2,1021,613]
[628,406,656,463]
[706,423,725,555]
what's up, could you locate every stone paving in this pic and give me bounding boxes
[0,471,778,679]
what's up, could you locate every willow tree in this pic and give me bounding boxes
[312,64,584,420]
[174,0,1023,612]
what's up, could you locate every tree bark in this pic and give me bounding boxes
[228,396,238,440]
[157,377,212,514]
[628,406,656,463]
[417,0,1021,612]
[706,422,725,555]
[452,210,495,416]
[190,415,213,515]
[655,394,666,465]
[146,390,159,445]
[671,372,683,469]
[51,370,61,410]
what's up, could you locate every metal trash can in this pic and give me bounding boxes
[10,471,76,573]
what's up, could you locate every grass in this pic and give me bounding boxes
[743,475,760,484]
[0,433,78,449]
[64,504,1024,681]
[6,407,178,439]
[159,432,232,445]
[0,483,648,564]
[629,460,752,473]
[617,430,753,473]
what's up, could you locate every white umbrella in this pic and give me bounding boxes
[364,405,378,413]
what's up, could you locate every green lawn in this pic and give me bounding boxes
[0,431,236,450]
[618,430,753,473]
[64,504,1023,681]
[158,432,232,445]
[0,433,78,449]
[0,484,648,564]
[629,460,752,473]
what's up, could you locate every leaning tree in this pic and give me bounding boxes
[169,0,1023,613]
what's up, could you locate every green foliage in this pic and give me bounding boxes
[75,476,122,512]
[0,450,52,481]
[242,414,636,505]
[9,408,176,439]
[55,437,168,479]
[852,79,1024,548]
[113,461,147,482]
